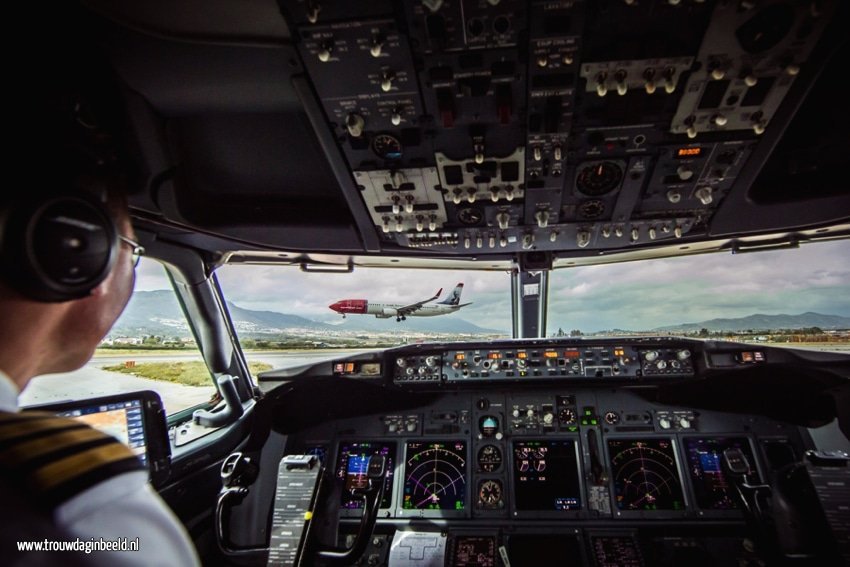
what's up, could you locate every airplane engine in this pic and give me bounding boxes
[381,308,398,317]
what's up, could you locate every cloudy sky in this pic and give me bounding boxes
[136,240,850,333]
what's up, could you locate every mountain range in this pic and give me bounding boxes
[110,291,849,338]
[653,312,850,333]
[110,290,502,337]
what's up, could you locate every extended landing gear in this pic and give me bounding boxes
[396,315,407,322]
[341,314,346,319]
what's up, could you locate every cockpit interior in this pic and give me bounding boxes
[12,1,850,565]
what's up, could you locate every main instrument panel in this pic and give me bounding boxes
[275,339,827,565]
[277,0,838,256]
[290,385,803,565]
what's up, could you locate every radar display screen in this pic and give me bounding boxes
[336,442,395,509]
[403,441,466,510]
[513,440,582,511]
[684,437,758,510]
[608,438,685,511]
[449,536,497,567]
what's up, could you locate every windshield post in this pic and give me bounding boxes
[512,270,548,339]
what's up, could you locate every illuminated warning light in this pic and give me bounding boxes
[544,351,558,358]
[488,352,502,360]
[455,353,466,360]
[741,352,754,363]
[517,352,528,359]
[344,362,356,373]
[334,363,345,373]
[564,350,580,358]
[676,147,703,158]
[614,348,625,356]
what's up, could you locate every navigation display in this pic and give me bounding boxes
[58,399,147,466]
[403,441,466,510]
[335,442,396,509]
[608,438,685,511]
[513,440,582,511]
[684,437,758,510]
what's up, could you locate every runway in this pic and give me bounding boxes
[19,350,372,415]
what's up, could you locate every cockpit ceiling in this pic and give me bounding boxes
[74,0,850,260]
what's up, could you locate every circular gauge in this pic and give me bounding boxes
[576,161,623,196]
[514,445,547,473]
[371,133,403,160]
[558,408,576,425]
[479,415,499,437]
[457,207,484,226]
[579,199,606,219]
[477,444,503,472]
[478,479,503,509]
[604,411,620,425]
[608,439,685,511]
[402,441,466,510]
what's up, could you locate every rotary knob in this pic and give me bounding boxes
[656,360,668,370]
[542,412,554,426]
[659,417,671,430]
[644,350,659,362]
[425,356,437,367]
[396,357,407,367]
[677,349,691,361]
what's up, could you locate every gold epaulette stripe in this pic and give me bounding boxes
[0,411,145,508]
[0,426,107,464]
[0,415,86,442]
[33,442,138,492]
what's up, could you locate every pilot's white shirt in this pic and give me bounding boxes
[0,371,199,566]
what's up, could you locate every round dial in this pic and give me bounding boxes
[457,207,484,226]
[514,445,547,472]
[579,199,606,219]
[477,444,503,472]
[576,161,623,196]
[558,408,576,425]
[402,441,466,510]
[608,439,685,511]
[478,479,503,509]
[371,133,403,160]
[604,411,620,425]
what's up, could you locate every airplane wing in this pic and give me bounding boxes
[396,288,442,317]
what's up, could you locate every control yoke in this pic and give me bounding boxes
[316,455,388,565]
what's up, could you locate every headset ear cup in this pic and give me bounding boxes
[0,195,117,302]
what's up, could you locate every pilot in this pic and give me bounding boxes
[0,186,199,565]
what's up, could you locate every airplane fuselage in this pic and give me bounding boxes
[329,300,461,318]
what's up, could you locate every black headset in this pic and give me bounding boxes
[0,192,118,303]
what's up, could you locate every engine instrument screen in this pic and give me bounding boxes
[449,536,497,567]
[608,438,685,511]
[403,441,466,510]
[336,441,396,509]
[512,440,582,511]
[684,437,758,510]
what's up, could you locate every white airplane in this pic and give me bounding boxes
[329,283,471,322]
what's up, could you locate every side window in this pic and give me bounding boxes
[20,258,217,415]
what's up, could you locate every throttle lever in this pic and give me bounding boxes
[316,454,387,564]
